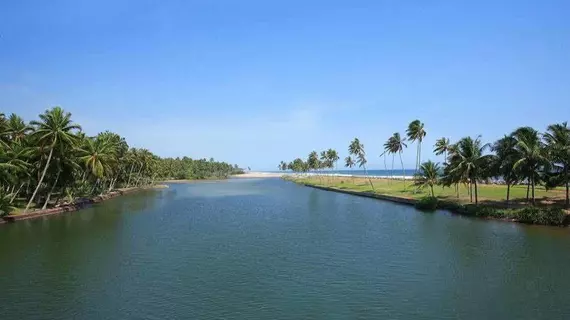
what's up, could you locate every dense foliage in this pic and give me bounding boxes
[0,107,242,215]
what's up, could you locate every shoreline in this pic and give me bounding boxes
[2,185,168,224]
[289,179,569,227]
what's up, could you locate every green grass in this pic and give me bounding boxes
[290,176,567,207]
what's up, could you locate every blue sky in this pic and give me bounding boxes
[1,0,569,170]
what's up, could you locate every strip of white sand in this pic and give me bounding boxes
[232,172,284,178]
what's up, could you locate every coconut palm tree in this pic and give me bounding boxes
[0,190,16,217]
[345,156,355,183]
[390,133,407,180]
[448,136,492,204]
[512,127,549,205]
[349,138,374,191]
[326,149,339,171]
[25,107,81,212]
[434,137,450,164]
[6,114,33,144]
[406,120,427,174]
[543,122,570,208]
[414,161,440,197]
[491,135,520,205]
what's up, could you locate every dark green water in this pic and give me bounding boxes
[1,179,570,319]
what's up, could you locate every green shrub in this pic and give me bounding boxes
[415,196,438,212]
[515,207,567,226]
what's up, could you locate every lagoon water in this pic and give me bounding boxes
[1,178,570,319]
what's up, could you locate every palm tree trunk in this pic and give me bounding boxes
[42,170,61,210]
[430,185,434,197]
[531,175,536,206]
[126,164,135,187]
[10,183,25,203]
[25,146,54,212]
[399,151,405,185]
[506,182,511,206]
[455,183,459,198]
[469,181,473,202]
[526,180,530,202]
[391,154,395,181]
[564,165,570,209]
[364,165,375,191]
[474,179,478,204]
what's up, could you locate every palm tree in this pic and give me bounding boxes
[307,151,320,179]
[6,114,33,144]
[448,136,492,204]
[25,107,81,212]
[349,138,374,191]
[512,127,549,205]
[414,161,440,197]
[345,156,355,183]
[0,190,16,217]
[77,136,117,182]
[434,137,450,164]
[491,136,519,205]
[543,122,570,208]
[326,149,339,171]
[390,133,407,180]
[406,120,427,175]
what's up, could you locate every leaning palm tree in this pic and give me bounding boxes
[434,137,450,164]
[25,107,81,212]
[448,136,492,204]
[414,161,440,197]
[349,138,374,191]
[543,122,570,208]
[512,127,549,205]
[406,120,427,175]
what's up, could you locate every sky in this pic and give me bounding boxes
[1,0,569,170]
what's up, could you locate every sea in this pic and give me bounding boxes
[269,169,417,177]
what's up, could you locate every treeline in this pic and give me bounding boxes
[280,119,570,208]
[158,157,242,180]
[0,107,243,215]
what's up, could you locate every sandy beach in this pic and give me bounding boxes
[232,172,284,178]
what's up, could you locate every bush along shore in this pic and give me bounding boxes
[0,107,244,219]
[280,118,570,227]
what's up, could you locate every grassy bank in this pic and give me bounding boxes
[288,176,569,226]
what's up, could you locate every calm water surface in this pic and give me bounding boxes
[1,179,570,319]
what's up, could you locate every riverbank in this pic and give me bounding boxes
[287,176,570,227]
[2,185,168,224]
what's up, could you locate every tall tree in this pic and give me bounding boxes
[406,120,427,174]
[448,136,492,204]
[349,138,374,191]
[345,156,355,183]
[25,107,81,212]
[512,127,549,205]
[491,136,519,205]
[434,137,450,164]
[543,122,570,208]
